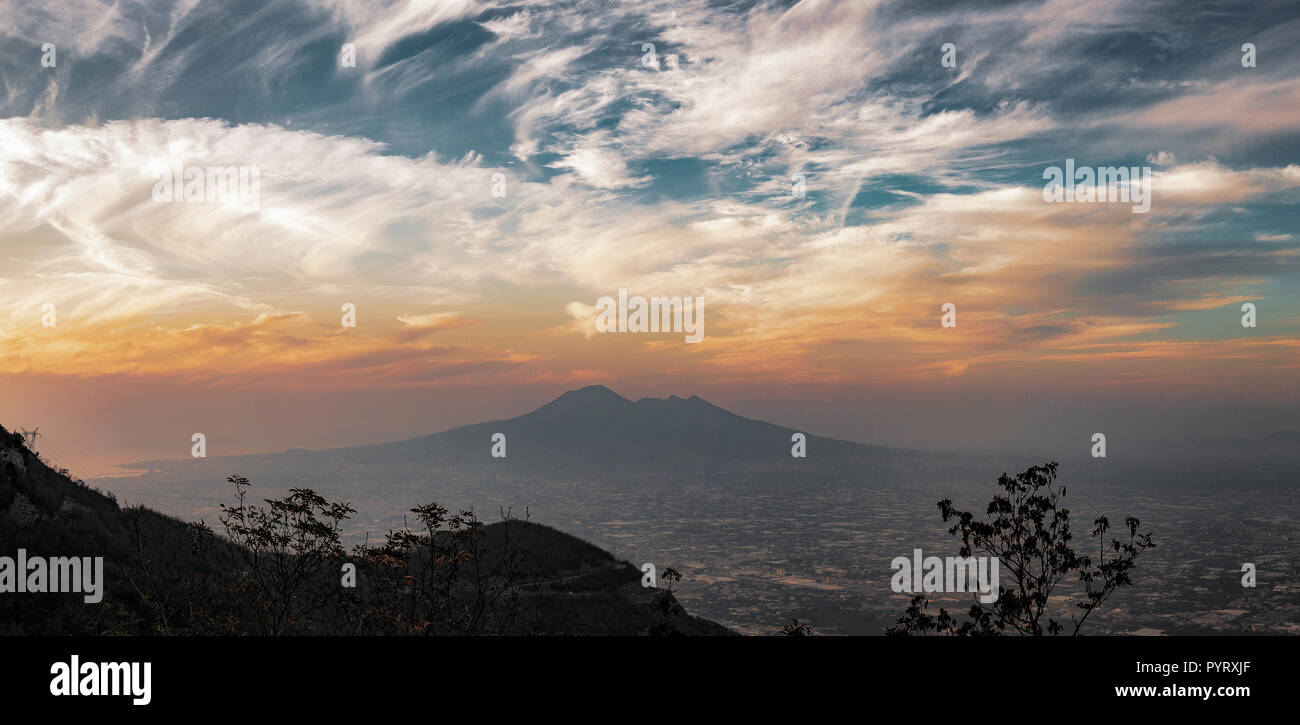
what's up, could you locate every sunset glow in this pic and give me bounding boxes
[2,0,1297,471]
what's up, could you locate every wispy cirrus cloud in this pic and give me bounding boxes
[1,0,1298,462]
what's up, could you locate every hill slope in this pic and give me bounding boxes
[0,425,731,636]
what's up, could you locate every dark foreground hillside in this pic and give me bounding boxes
[0,425,731,636]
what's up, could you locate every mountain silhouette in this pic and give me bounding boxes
[125,385,892,475]
[108,384,959,548]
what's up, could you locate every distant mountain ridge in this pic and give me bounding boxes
[123,384,895,473]
[350,384,886,468]
[1164,430,1300,463]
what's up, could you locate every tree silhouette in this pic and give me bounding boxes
[649,566,685,635]
[781,618,814,636]
[352,502,528,635]
[218,474,354,635]
[887,462,1154,636]
[122,504,214,634]
[660,566,682,594]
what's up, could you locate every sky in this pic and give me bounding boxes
[1,0,1298,474]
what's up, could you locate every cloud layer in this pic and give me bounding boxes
[1,0,1298,463]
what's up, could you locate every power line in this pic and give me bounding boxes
[29,431,109,482]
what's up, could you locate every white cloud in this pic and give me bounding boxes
[549,139,652,189]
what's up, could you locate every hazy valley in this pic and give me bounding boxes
[98,386,1300,635]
